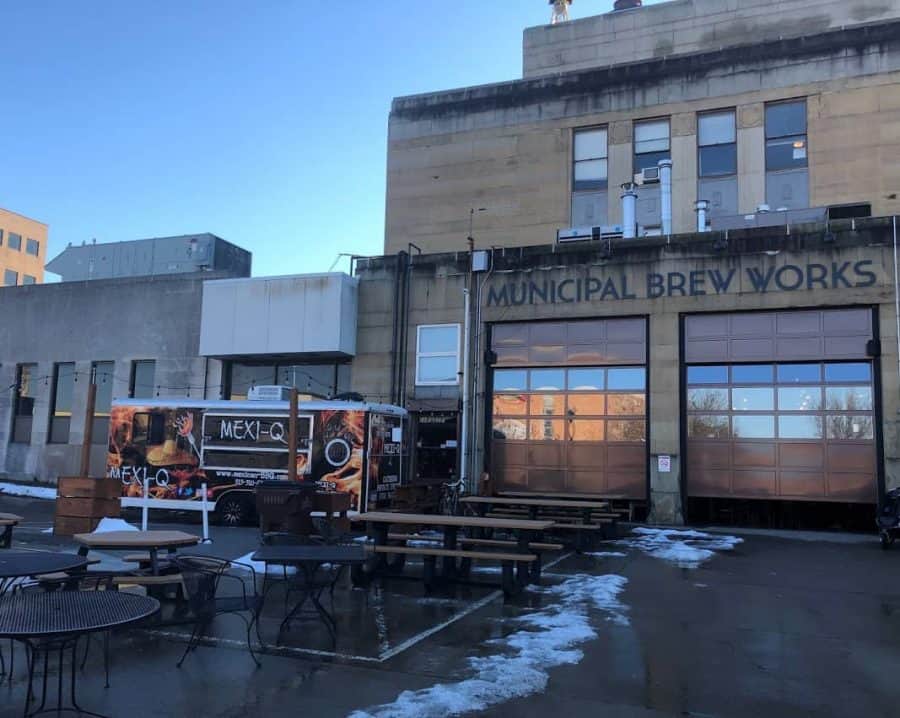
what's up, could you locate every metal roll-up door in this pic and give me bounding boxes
[489,318,647,498]
[684,309,877,503]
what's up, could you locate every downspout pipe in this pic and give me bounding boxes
[621,184,637,239]
[893,215,900,390]
[460,287,471,489]
[659,159,673,236]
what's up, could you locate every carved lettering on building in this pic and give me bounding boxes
[486,261,878,307]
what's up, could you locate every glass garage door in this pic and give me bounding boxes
[491,365,647,498]
[686,361,876,502]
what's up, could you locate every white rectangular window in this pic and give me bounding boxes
[633,119,670,172]
[765,99,809,210]
[698,110,738,222]
[571,127,608,227]
[416,324,460,386]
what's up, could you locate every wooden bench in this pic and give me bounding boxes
[0,513,23,549]
[386,533,443,543]
[370,544,537,596]
[458,537,563,552]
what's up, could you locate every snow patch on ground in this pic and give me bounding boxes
[588,551,627,558]
[0,482,56,500]
[41,527,54,534]
[92,517,139,533]
[348,573,628,718]
[619,527,742,569]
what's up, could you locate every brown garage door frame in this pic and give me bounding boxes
[678,305,884,508]
[484,316,652,500]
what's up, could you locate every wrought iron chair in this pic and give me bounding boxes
[171,556,262,668]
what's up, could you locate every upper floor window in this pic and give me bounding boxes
[0,229,4,246]
[416,324,460,386]
[698,111,736,176]
[91,361,115,444]
[571,127,608,227]
[633,119,670,173]
[130,360,156,399]
[49,362,76,444]
[3,269,17,286]
[698,110,738,223]
[8,233,21,251]
[23,275,36,285]
[765,100,807,171]
[25,238,39,256]
[765,99,809,210]
[12,363,37,443]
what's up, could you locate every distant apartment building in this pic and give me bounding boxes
[0,207,47,286]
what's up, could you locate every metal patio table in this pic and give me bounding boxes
[0,552,90,596]
[251,544,367,645]
[0,591,159,717]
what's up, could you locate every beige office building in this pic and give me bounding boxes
[0,207,47,286]
[385,0,900,254]
[355,0,900,527]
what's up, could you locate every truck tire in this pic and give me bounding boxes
[217,493,253,527]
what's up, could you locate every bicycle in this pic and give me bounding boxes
[439,477,465,516]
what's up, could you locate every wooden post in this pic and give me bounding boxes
[287,387,298,482]
[80,382,97,476]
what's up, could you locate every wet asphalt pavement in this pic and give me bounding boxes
[1,491,899,718]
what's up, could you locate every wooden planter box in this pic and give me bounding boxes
[54,476,121,536]
[57,476,121,500]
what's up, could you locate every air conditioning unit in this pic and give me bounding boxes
[247,385,293,401]
[556,225,624,244]
[633,167,661,185]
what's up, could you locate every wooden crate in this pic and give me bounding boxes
[54,475,121,536]
[55,497,120,519]
[57,476,121,500]
[53,515,101,536]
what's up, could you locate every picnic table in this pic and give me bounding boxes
[251,544,367,644]
[0,513,23,549]
[351,512,555,595]
[0,591,159,717]
[461,495,610,517]
[72,530,200,576]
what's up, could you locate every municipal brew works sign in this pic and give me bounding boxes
[486,260,878,307]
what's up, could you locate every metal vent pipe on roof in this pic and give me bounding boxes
[659,159,673,236]
[621,184,637,239]
[695,200,710,233]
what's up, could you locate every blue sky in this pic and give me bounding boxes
[0,1,660,278]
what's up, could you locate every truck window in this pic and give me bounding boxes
[133,412,166,445]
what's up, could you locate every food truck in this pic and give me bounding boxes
[106,392,408,524]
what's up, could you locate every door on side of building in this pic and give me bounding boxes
[413,411,459,481]
[684,309,878,506]
[489,318,648,499]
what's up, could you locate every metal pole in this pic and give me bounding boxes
[80,383,97,476]
[141,478,149,531]
[201,482,210,543]
[288,387,298,482]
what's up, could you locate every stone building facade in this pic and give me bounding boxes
[385,0,900,255]
[355,218,900,525]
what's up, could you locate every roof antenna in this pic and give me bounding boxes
[549,0,572,24]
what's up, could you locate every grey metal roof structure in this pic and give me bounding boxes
[45,233,251,282]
